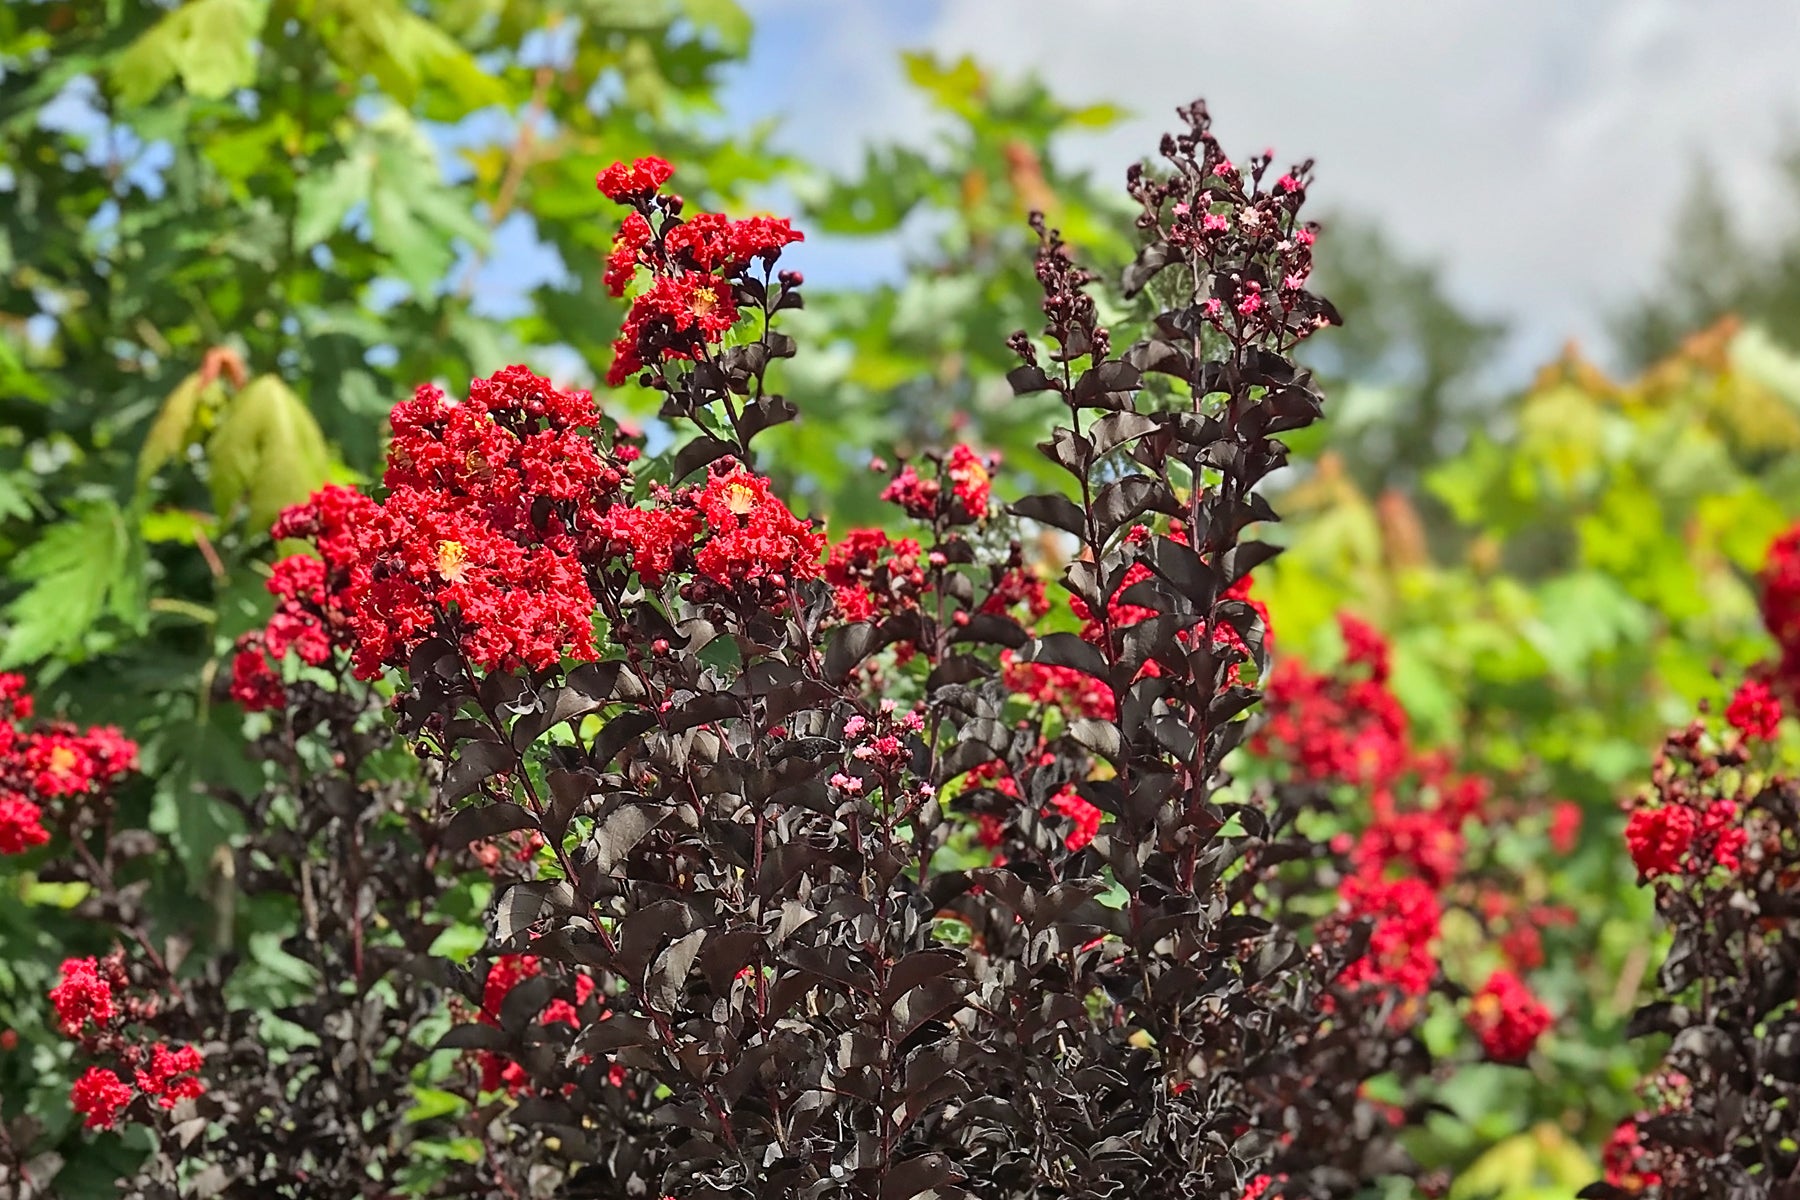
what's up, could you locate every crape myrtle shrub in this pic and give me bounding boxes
[1590,526,1800,1200]
[2,105,1563,1199]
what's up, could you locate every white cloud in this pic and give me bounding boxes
[743,0,1800,372]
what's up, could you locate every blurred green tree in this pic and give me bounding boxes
[1612,138,1800,367]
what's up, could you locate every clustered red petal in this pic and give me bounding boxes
[135,1042,206,1109]
[1725,677,1782,742]
[1624,803,1696,879]
[50,957,116,1036]
[596,460,824,607]
[0,673,138,856]
[594,156,673,202]
[49,955,204,1131]
[1762,522,1800,692]
[594,157,803,386]
[880,445,995,524]
[1465,969,1553,1063]
[232,368,634,690]
[69,1066,134,1129]
[824,529,930,623]
[471,954,599,1096]
[1603,1118,1662,1194]
[1336,875,1441,998]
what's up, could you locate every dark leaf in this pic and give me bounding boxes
[590,709,658,769]
[825,622,879,684]
[1088,410,1157,459]
[648,928,709,1011]
[670,435,738,483]
[499,974,557,1035]
[880,1153,961,1200]
[1015,632,1112,684]
[1218,541,1280,589]
[947,613,1028,650]
[441,801,538,848]
[878,949,966,1011]
[433,1023,509,1052]
[590,799,672,872]
[1121,240,1172,297]
[1072,360,1142,408]
[1006,364,1053,395]
[1010,493,1087,538]
[440,740,516,805]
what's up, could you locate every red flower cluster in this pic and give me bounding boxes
[692,467,826,590]
[596,461,825,606]
[231,368,634,692]
[1624,793,1745,880]
[1465,969,1553,1063]
[1602,1118,1662,1194]
[1263,618,1555,1045]
[51,957,116,1035]
[824,529,929,622]
[0,673,137,854]
[958,754,1101,855]
[1256,613,1407,788]
[1762,521,1800,691]
[70,1066,134,1129]
[1724,677,1782,742]
[596,157,803,386]
[49,957,203,1130]
[1336,875,1440,998]
[134,1042,205,1109]
[1239,1175,1286,1200]
[1002,653,1115,721]
[1624,804,1696,879]
[595,155,673,202]
[472,954,597,1094]
[880,445,996,524]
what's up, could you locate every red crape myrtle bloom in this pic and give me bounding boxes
[1465,969,1553,1063]
[1256,612,1408,788]
[595,157,803,386]
[0,673,138,854]
[69,1066,133,1130]
[232,367,634,689]
[1725,677,1782,742]
[881,444,995,524]
[135,1043,205,1109]
[824,529,930,622]
[472,954,598,1095]
[50,957,116,1036]
[595,460,824,607]
[1602,1118,1662,1194]
[0,793,48,855]
[1624,804,1696,879]
[1762,521,1800,691]
[1336,874,1441,998]
[595,155,673,202]
[691,466,826,591]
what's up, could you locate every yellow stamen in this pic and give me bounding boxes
[437,540,471,583]
[724,482,758,516]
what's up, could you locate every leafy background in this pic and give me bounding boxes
[2,2,1798,1195]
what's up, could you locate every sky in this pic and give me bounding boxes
[720,0,1800,377]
